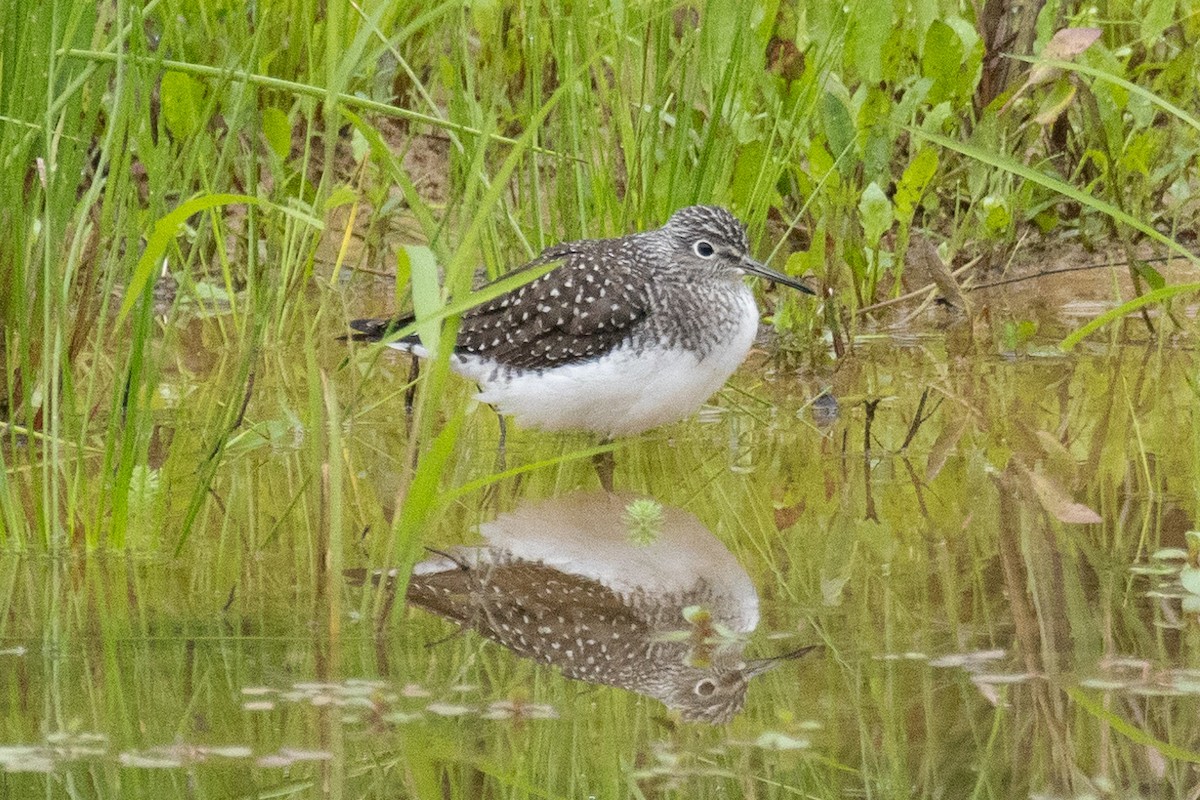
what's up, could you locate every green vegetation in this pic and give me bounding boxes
[3,0,1198,548]
[1,0,1199,797]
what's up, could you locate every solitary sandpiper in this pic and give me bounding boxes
[348,205,814,438]
[350,491,817,723]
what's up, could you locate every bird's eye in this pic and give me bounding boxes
[694,678,717,697]
[694,240,715,258]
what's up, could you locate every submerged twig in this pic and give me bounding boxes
[857,257,981,315]
[900,388,942,451]
[967,252,1196,292]
[863,399,880,523]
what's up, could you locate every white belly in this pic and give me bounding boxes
[464,293,760,438]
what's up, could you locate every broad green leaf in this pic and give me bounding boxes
[1000,320,1036,352]
[821,91,855,174]
[1033,80,1077,126]
[850,0,891,84]
[189,280,234,305]
[807,138,836,179]
[1133,262,1165,291]
[1187,530,1200,552]
[922,101,953,134]
[1032,208,1059,233]
[469,0,501,42]
[393,248,412,310]
[323,185,357,212]
[730,141,768,209]
[1118,130,1156,178]
[702,0,745,85]
[858,182,893,247]
[1152,548,1189,561]
[261,106,291,159]
[981,196,1011,236]
[894,148,938,224]
[160,70,207,139]
[922,20,964,105]
[859,89,893,182]
[1142,0,1176,43]
[350,128,369,163]
[404,245,442,357]
[755,0,782,49]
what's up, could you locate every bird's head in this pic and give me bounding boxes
[656,644,820,724]
[660,205,814,295]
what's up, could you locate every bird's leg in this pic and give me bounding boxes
[481,406,507,513]
[373,581,398,636]
[494,409,508,475]
[592,439,615,492]
[404,356,423,472]
[404,354,420,433]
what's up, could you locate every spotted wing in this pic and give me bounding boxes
[407,557,662,689]
[455,241,652,370]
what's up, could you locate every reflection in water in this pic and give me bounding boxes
[404,492,814,723]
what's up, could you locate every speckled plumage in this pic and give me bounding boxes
[349,206,813,437]
[407,556,764,723]
[364,491,817,723]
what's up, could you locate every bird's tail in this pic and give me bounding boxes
[344,315,415,343]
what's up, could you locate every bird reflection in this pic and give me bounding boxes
[400,491,814,724]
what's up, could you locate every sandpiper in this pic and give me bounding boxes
[348,205,813,438]
[351,491,818,723]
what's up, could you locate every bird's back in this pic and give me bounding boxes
[346,209,772,436]
[348,236,657,372]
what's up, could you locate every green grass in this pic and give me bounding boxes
[2,0,1200,797]
[2,0,1197,551]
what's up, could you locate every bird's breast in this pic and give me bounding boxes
[466,285,760,437]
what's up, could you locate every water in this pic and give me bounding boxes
[2,297,1199,798]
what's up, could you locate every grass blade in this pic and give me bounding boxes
[117,193,260,324]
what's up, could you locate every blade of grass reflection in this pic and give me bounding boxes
[433,440,620,508]
[0,448,24,544]
[318,371,345,680]
[1120,375,1154,565]
[1066,686,1200,765]
[380,404,466,611]
[1061,283,1200,351]
[261,474,316,551]
[0,423,102,454]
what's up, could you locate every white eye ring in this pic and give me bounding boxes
[694,240,715,258]
[694,678,717,696]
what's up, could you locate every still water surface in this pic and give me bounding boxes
[2,302,1199,798]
